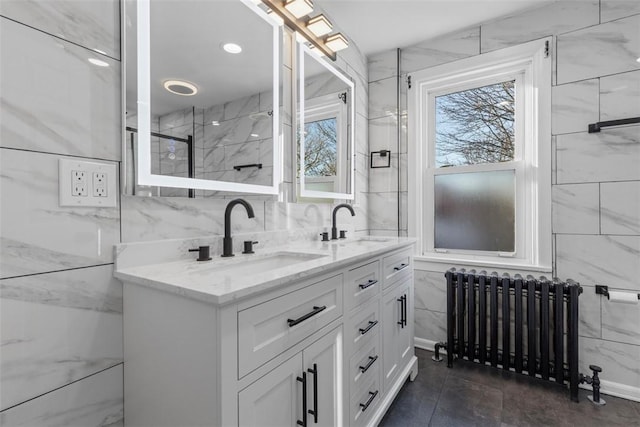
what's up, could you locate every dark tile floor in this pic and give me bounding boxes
[379,349,640,427]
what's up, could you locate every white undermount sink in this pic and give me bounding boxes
[198,251,327,276]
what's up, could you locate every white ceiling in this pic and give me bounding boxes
[315,0,558,57]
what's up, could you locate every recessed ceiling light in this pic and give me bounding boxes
[212,121,220,126]
[88,58,109,67]
[636,57,640,63]
[223,43,242,54]
[250,133,259,137]
[163,80,198,96]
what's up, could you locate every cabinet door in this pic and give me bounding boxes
[382,280,411,392]
[239,353,303,427]
[303,326,342,427]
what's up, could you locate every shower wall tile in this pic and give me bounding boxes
[415,308,447,343]
[552,183,600,234]
[602,293,640,345]
[369,116,398,153]
[600,70,640,121]
[557,14,640,84]
[556,234,640,292]
[0,149,120,279]
[414,270,447,312]
[601,181,640,235]
[368,50,397,83]
[0,0,120,60]
[0,364,123,427]
[480,1,599,53]
[0,17,121,161]
[0,265,123,410]
[369,154,398,193]
[350,64,369,121]
[120,195,265,242]
[579,337,640,392]
[368,192,398,231]
[551,79,599,135]
[368,76,397,120]
[578,285,602,339]
[401,26,480,74]
[355,112,369,155]
[601,0,640,23]
[556,127,640,184]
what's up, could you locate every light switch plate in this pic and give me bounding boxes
[59,158,118,207]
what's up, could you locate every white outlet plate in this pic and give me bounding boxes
[59,158,117,207]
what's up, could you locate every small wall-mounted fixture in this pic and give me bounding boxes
[370,150,391,168]
[588,116,640,133]
[261,0,348,61]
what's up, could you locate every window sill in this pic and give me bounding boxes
[414,254,552,276]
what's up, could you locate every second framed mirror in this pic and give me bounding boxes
[297,39,355,200]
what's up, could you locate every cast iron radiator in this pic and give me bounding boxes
[441,268,584,402]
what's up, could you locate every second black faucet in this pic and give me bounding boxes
[222,199,255,257]
[331,203,355,240]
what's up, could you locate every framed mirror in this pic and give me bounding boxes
[298,39,355,200]
[124,0,283,196]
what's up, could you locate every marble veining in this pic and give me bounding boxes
[551,79,599,135]
[601,0,640,23]
[552,183,600,234]
[414,270,447,312]
[401,27,480,74]
[600,70,640,122]
[368,192,399,231]
[601,181,640,235]
[368,50,397,83]
[579,337,640,390]
[414,308,447,343]
[368,77,398,120]
[602,296,640,345]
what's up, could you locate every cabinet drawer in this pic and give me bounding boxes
[238,274,343,378]
[345,260,380,312]
[346,298,380,355]
[349,334,381,396]
[382,249,412,288]
[349,371,381,427]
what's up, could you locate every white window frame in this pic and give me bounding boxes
[408,38,552,272]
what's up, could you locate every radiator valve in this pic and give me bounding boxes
[580,365,606,405]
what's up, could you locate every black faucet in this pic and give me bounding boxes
[222,199,255,257]
[331,203,355,240]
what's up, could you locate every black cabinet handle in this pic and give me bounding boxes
[403,294,408,327]
[288,305,327,327]
[359,279,378,290]
[394,263,408,271]
[307,363,318,424]
[397,296,404,328]
[359,390,379,412]
[359,355,378,373]
[359,320,378,335]
[297,372,307,426]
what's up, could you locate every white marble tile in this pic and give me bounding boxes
[600,70,640,122]
[552,79,599,135]
[601,290,640,345]
[353,196,369,233]
[354,112,368,159]
[368,77,397,120]
[0,0,120,60]
[120,195,265,242]
[0,18,121,161]
[159,107,193,130]
[264,202,331,231]
[369,116,398,153]
[551,135,557,185]
[552,183,600,234]
[224,94,260,122]
[601,181,640,235]
[354,149,368,196]
[0,364,123,427]
[556,127,640,184]
[578,285,602,339]
[399,154,408,192]
[368,153,398,193]
[368,192,398,231]
[556,234,640,292]
[414,308,447,342]
[399,191,408,232]
[349,64,369,122]
[557,14,640,84]
[368,50,397,83]
[402,27,480,74]
[601,0,640,23]
[0,265,122,410]
[224,140,261,171]
[579,336,640,391]
[414,269,447,312]
[481,1,599,54]
[0,150,120,279]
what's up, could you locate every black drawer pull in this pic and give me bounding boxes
[393,263,408,271]
[358,279,378,290]
[359,355,378,373]
[359,320,378,335]
[288,305,327,327]
[360,390,379,411]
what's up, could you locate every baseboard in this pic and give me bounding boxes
[414,337,640,403]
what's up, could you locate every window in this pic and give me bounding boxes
[408,38,551,271]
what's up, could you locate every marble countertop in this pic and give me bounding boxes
[114,236,415,305]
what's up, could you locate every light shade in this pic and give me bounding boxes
[164,80,198,96]
[306,14,332,37]
[325,33,348,52]
[284,0,313,18]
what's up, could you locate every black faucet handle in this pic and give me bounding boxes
[242,240,259,254]
[189,246,212,261]
[339,230,347,239]
[320,232,330,242]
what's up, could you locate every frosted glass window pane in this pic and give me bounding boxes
[435,81,515,168]
[434,170,515,252]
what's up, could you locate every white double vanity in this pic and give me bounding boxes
[115,236,417,426]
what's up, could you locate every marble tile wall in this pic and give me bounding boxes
[367,1,640,398]
[0,1,123,424]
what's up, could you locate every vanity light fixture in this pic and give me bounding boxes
[284,0,313,18]
[325,33,349,52]
[163,80,198,96]
[88,58,109,67]
[222,42,243,54]
[306,14,332,37]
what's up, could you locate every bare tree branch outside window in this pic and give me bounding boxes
[300,118,338,177]
[435,81,515,168]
